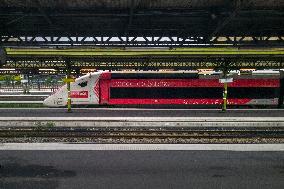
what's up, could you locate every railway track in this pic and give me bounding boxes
[1,127,284,143]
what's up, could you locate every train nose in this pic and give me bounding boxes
[43,96,54,107]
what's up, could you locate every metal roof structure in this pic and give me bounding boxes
[0,0,284,47]
[0,1,283,71]
[2,47,283,72]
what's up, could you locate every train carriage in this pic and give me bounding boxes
[43,71,284,107]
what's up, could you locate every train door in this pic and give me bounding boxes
[98,72,111,105]
[88,73,101,105]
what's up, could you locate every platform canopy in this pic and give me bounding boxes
[0,0,284,47]
[1,47,283,73]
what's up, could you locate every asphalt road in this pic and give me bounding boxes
[0,108,284,117]
[0,150,283,189]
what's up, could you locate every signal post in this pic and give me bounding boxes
[219,69,233,112]
[65,61,75,113]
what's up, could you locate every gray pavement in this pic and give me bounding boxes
[0,108,284,117]
[0,149,283,189]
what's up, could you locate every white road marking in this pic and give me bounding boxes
[0,143,283,151]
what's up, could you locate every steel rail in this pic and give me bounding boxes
[1,128,283,139]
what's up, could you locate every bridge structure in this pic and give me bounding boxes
[0,0,284,73]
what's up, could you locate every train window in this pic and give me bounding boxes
[110,87,279,99]
[228,87,278,98]
[78,81,88,87]
[110,87,223,99]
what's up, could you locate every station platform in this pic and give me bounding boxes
[0,108,284,117]
[0,144,283,189]
[1,143,283,151]
[0,108,283,127]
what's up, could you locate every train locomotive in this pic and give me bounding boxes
[43,71,284,107]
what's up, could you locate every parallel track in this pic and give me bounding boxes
[1,127,283,140]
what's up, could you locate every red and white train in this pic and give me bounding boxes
[43,71,284,107]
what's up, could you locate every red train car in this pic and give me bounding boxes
[44,71,284,107]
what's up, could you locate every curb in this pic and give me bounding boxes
[0,117,284,127]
